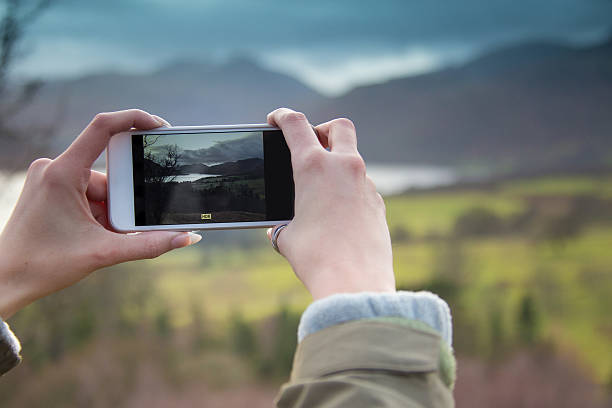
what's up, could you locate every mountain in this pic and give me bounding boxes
[309,36,612,171]
[145,157,263,179]
[177,158,264,177]
[5,35,612,174]
[179,163,211,174]
[178,157,264,177]
[11,57,322,157]
[204,158,264,177]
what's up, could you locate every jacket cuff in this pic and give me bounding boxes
[297,291,452,346]
[291,320,441,380]
[0,320,21,376]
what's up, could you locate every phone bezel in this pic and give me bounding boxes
[107,124,292,232]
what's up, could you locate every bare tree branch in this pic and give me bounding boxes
[0,0,55,172]
[144,139,182,184]
[143,134,161,149]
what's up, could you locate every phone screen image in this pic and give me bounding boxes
[131,130,294,226]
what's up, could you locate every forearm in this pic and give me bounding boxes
[0,239,37,320]
[276,291,455,408]
[0,249,27,320]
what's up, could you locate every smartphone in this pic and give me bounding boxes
[107,124,294,232]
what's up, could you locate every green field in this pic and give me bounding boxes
[3,174,612,407]
[134,174,612,382]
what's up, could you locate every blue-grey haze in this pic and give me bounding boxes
[12,0,612,94]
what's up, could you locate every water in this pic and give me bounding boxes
[366,164,456,196]
[173,173,221,182]
[0,172,26,230]
[0,165,456,229]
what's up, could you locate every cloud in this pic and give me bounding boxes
[33,1,612,48]
[260,45,473,95]
[177,133,263,165]
[15,0,612,93]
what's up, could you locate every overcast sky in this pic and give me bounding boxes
[13,0,612,95]
[147,132,262,165]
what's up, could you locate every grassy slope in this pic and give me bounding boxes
[142,174,612,382]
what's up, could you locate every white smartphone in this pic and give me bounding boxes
[107,124,294,232]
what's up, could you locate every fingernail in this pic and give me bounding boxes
[153,115,170,127]
[188,232,202,245]
[266,228,272,239]
[171,232,201,249]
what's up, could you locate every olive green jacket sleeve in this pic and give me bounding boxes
[276,319,454,407]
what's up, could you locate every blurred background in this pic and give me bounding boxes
[0,0,611,406]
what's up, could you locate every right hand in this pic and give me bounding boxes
[267,108,395,301]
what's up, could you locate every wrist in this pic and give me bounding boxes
[311,285,396,301]
[305,267,396,301]
[0,242,33,320]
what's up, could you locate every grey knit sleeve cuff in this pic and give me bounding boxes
[297,291,453,346]
[0,320,21,376]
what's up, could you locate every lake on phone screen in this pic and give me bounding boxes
[0,164,457,229]
[173,174,221,182]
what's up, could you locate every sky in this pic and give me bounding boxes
[147,132,262,165]
[12,0,612,95]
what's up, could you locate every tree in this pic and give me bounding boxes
[0,0,56,171]
[454,207,504,237]
[391,225,411,243]
[517,293,541,345]
[143,135,182,183]
[229,311,257,358]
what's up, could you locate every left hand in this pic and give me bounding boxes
[0,109,200,319]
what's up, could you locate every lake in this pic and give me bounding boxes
[0,164,456,229]
[173,173,221,182]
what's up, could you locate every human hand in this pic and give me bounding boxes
[0,109,201,319]
[267,108,395,300]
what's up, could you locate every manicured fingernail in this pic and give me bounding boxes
[171,232,201,248]
[188,232,202,245]
[153,115,170,127]
[266,228,272,239]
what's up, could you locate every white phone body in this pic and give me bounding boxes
[107,124,292,232]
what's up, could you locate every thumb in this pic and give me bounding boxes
[110,231,202,263]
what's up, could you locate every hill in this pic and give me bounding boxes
[311,36,612,171]
[10,57,322,161]
[204,158,264,177]
[180,158,264,177]
[5,36,612,174]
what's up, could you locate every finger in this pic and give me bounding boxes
[365,176,386,212]
[315,118,358,153]
[108,231,202,264]
[365,175,378,194]
[89,201,110,229]
[267,108,324,157]
[310,125,326,148]
[58,109,164,169]
[268,223,289,256]
[152,115,171,127]
[86,170,107,202]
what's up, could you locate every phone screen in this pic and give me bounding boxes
[131,130,294,226]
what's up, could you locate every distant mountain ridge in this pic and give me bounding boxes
[6,35,612,174]
[13,56,321,158]
[180,158,264,177]
[144,157,264,180]
[310,35,612,170]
